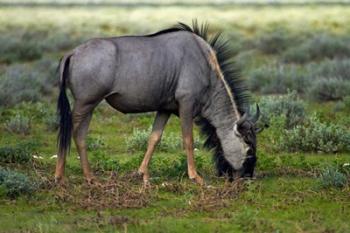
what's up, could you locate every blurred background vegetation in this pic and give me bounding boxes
[0,1,350,232]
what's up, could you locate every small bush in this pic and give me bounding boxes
[307,59,350,81]
[87,136,105,151]
[4,114,31,135]
[91,151,119,171]
[255,30,297,54]
[34,58,59,94]
[126,128,201,152]
[342,95,350,111]
[44,112,59,132]
[0,27,87,64]
[280,115,350,153]
[0,65,42,107]
[2,102,50,123]
[0,32,43,63]
[283,34,350,63]
[249,65,308,94]
[159,133,182,152]
[282,45,311,64]
[0,143,34,164]
[319,166,348,189]
[308,78,350,102]
[126,128,150,152]
[259,91,306,128]
[0,168,36,198]
[0,59,58,107]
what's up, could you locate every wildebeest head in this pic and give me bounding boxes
[222,104,263,179]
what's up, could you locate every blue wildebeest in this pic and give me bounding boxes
[55,21,261,185]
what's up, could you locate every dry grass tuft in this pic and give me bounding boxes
[189,179,246,212]
[35,170,155,210]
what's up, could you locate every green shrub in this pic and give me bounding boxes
[259,91,305,128]
[319,166,348,189]
[342,95,350,111]
[126,128,201,152]
[307,59,350,81]
[305,59,350,101]
[4,114,31,135]
[120,154,144,172]
[283,34,350,63]
[2,102,46,121]
[126,128,150,152]
[255,29,297,54]
[44,112,59,132]
[149,155,201,179]
[33,58,59,95]
[0,168,36,198]
[282,45,311,64]
[308,78,350,102]
[249,65,308,94]
[0,59,58,107]
[248,59,350,102]
[0,142,38,164]
[0,27,87,64]
[91,151,119,171]
[0,65,42,107]
[280,115,350,153]
[87,136,105,151]
[0,32,43,63]
[0,145,31,164]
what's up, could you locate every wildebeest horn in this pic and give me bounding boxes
[236,112,248,126]
[251,104,260,123]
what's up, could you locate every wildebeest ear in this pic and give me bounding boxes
[255,123,269,134]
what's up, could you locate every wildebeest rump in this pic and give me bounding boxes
[55,21,261,185]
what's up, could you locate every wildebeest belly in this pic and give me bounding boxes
[105,89,178,113]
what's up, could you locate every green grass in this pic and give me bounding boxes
[0,103,349,232]
[0,175,349,233]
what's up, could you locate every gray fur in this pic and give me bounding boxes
[59,30,252,180]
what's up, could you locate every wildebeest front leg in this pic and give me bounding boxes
[138,112,170,184]
[179,103,204,185]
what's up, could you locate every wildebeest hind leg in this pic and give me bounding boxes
[72,101,98,184]
[138,112,170,185]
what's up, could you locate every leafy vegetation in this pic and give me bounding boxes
[280,115,350,153]
[4,114,31,135]
[0,168,36,198]
[0,2,350,233]
[0,143,35,164]
[319,166,348,189]
[282,34,350,63]
[259,91,305,128]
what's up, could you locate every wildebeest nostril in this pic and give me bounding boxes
[246,149,253,155]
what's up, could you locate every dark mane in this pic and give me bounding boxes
[148,20,250,113]
[150,20,251,178]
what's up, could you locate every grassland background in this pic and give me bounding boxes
[0,1,350,233]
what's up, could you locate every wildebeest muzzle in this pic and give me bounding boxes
[241,155,257,178]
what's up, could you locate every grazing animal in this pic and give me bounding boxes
[55,21,262,185]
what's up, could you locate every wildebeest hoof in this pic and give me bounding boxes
[190,176,204,186]
[86,176,98,186]
[142,180,151,189]
[132,170,143,177]
[54,176,65,185]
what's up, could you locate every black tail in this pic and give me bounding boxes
[57,54,72,157]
